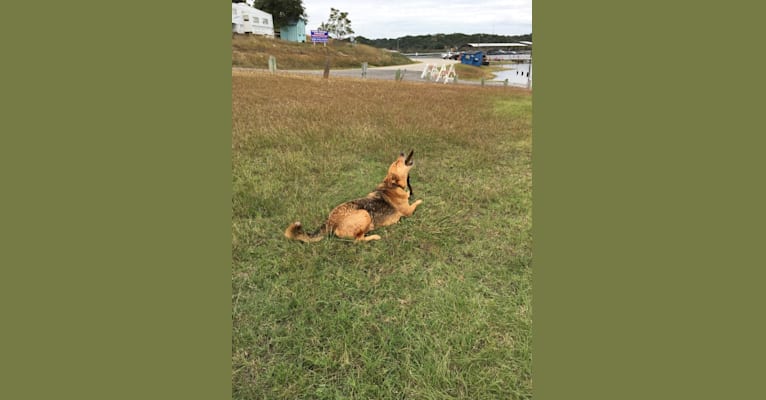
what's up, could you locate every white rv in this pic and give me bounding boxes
[232,1,275,37]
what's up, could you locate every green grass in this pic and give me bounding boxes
[232,71,532,399]
[453,64,497,81]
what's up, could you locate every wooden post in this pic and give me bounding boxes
[322,49,330,79]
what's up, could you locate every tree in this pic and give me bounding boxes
[249,0,306,29]
[318,8,354,40]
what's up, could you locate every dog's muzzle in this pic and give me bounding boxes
[404,150,414,166]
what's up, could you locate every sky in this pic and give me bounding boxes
[301,0,532,40]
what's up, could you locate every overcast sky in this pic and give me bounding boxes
[302,0,532,39]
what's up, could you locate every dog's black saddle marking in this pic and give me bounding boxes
[349,193,396,224]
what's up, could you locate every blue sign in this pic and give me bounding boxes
[310,30,329,43]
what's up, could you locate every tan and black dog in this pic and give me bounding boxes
[285,150,423,242]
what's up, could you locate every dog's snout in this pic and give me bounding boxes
[404,150,414,166]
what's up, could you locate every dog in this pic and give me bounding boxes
[285,150,423,242]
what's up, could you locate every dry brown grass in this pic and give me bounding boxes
[232,35,413,70]
[232,70,531,156]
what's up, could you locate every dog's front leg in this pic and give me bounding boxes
[401,199,423,216]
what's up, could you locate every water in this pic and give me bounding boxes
[492,62,532,86]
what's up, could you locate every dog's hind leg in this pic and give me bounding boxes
[332,210,379,242]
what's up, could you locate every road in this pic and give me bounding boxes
[233,56,530,88]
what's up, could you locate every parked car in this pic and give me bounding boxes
[441,51,461,60]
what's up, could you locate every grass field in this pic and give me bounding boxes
[233,35,413,69]
[452,64,498,81]
[232,71,532,399]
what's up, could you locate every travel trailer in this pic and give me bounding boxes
[232,1,275,37]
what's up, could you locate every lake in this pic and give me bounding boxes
[491,62,532,86]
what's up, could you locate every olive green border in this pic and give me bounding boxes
[4,1,762,399]
[534,2,764,399]
[2,3,231,399]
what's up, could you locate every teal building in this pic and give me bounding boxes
[280,19,306,43]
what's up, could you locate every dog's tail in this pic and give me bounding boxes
[284,221,327,243]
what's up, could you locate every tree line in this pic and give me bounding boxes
[355,33,532,53]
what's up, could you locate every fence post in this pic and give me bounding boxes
[361,62,368,79]
[268,55,277,73]
[323,56,330,79]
